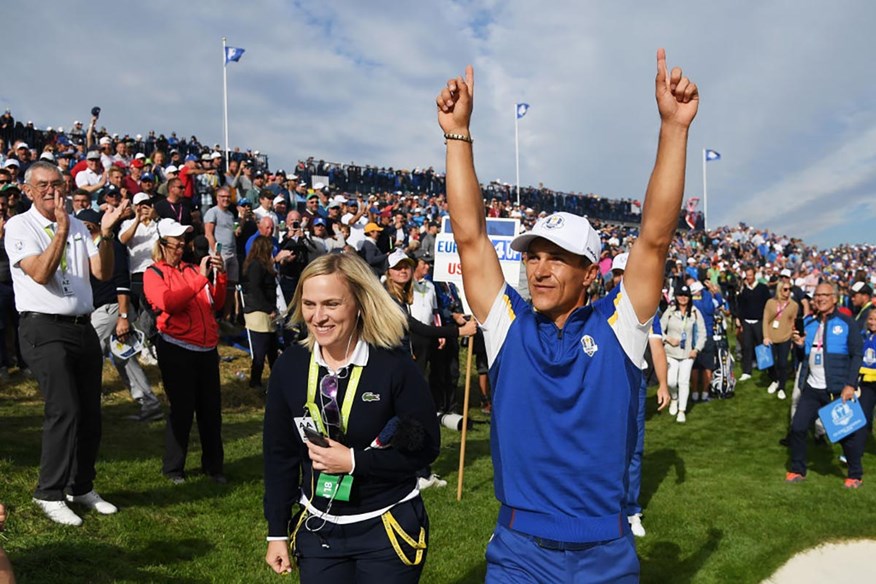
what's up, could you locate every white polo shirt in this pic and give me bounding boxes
[5,206,99,316]
[120,218,158,274]
[411,279,437,325]
[75,167,102,189]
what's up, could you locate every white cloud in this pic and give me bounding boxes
[3,0,876,246]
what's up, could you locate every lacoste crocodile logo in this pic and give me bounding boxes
[362,392,381,402]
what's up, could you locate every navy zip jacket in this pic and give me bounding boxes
[263,343,440,537]
[798,310,862,394]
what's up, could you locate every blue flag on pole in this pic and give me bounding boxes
[516,103,530,119]
[225,47,245,64]
[705,149,721,161]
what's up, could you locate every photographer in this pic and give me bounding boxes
[276,210,321,306]
[144,218,227,484]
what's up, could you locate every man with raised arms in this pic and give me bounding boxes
[436,49,698,582]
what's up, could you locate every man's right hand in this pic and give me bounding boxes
[436,65,474,135]
[54,188,69,230]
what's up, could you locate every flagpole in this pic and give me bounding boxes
[515,106,520,207]
[222,37,230,171]
[702,148,708,231]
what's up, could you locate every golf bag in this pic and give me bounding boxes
[711,313,737,398]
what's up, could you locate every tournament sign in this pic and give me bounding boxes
[433,217,522,296]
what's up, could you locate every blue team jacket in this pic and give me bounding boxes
[798,310,862,394]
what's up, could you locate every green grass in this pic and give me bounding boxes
[2,345,876,583]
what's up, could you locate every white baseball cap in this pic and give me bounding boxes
[157,218,192,238]
[780,268,792,278]
[165,165,178,174]
[133,193,152,206]
[611,252,629,273]
[387,249,415,269]
[510,212,601,264]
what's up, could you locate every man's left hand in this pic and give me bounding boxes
[101,198,130,236]
[841,385,856,403]
[655,48,699,129]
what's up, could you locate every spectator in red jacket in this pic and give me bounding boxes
[144,218,227,485]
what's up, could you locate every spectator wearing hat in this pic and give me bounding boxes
[156,164,179,198]
[301,192,323,225]
[179,154,214,206]
[244,170,267,207]
[89,127,114,171]
[6,160,129,525]
[340,197,368,250]
[253,190,280,233]
[309,216,344,254]
[271,195,288,223]
[12,142,31,176]
[234,198,257,259]
[196,153,220,210]
[79,208,162,422]
[74,151,107,194]
[3,160,22,188]
[138,172,157,200]
[851,282,873,334]
[144,218,227,485]
[120,193,159,311]
[325,197,344,233]
[359,221,389,277]
[122,159,145,195]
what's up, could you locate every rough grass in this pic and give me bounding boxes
[1,344,876,583]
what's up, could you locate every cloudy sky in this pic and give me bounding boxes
[4,1,875,247]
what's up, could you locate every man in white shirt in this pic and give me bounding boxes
[74,151,107,194]
[5,161,127,526]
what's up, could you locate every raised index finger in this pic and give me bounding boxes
[465,64,474,98]
[656,48,669,90]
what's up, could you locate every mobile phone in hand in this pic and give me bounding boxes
[216,242,222,256]
[304,427,330,447]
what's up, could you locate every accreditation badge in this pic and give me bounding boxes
[316,473,353,502]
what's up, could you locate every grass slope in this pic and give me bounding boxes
[1,346,876,583]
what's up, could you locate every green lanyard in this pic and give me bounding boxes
[43,225,68,273]
[305,351,362,435]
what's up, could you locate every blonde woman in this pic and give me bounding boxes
[264,253,440,581]
[661,285,706,422]
[762,280,798,400]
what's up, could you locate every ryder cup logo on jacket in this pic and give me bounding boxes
[831,402,855,427]
[832,325,844,335]
[865,348,876,366]
[580,335,598,356]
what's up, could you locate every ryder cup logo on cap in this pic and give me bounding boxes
[510,211,601,264]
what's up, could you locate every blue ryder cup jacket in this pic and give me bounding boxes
[798,310,862,394]
[481,283,647,544]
